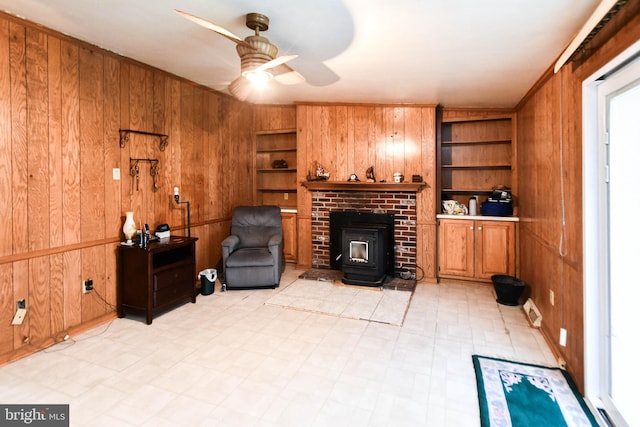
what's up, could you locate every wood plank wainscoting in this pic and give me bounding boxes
[4,3,638,395]
[0,12,261,364]
[515,2,640,392]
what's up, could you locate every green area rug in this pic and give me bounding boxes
[473,355,599,427]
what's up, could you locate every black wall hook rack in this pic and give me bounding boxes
[129,158,160,191]
[119,129,169,151]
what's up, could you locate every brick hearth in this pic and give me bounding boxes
[310,190,417,273]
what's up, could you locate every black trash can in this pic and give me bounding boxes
[491,274,526,306]
[198,269,217,295]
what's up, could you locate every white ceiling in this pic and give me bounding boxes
[0,0,600,107]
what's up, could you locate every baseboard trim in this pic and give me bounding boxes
[0,312,117,367]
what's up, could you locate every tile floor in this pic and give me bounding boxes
[264,279,413,326]
[0,267,556,426]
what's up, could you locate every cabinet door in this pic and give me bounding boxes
[281,212,297,262]
[153,263,194,309]
[475,220,515,279]
[438,219,474,277]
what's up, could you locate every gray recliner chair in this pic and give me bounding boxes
[221,205,284,290]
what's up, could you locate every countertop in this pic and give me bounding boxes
[436,214,519,222]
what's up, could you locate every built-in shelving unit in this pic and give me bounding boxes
[255,129,297,209]
[436,108,519,283]
[437,109,516,210]
[254,128,298,263]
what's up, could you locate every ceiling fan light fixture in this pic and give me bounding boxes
[243,69,273,88]
[176,10,304,98]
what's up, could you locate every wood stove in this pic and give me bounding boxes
[330,212,394,286]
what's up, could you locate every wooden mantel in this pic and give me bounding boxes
[301,181,428,192]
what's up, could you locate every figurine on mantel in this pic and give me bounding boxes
[306,161,330,181]
[366,166,376,182]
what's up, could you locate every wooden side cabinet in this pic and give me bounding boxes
[117,236,198,324]
[281,211,297,263]
[438,217,516,282]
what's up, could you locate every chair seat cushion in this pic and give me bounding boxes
[226,248,274,268]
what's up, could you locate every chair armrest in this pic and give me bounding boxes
[221,235,240,258]
[268,234,284,281]
[268,234,283,249]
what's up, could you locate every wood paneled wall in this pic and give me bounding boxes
[516,3,640,392]
[0,12,254,363]
[5,3,636,385]
[295,104,438,280]
[253,104,296,131]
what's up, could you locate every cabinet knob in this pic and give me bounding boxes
[478,226,483,231]
[470,226,474,230]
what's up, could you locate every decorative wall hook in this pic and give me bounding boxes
[129,158,160,192]
[119,129,169,151]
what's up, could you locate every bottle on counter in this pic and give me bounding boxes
[469,195,478,216]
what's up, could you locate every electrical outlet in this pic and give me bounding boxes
[559,327,567,346]
[12,300,27,326]
[558,357,567,369]
[550,289,555,306]
[284,192,289,200]
[83,279,93,294]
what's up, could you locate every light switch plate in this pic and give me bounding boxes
[113,168,121,180]
[12,308,27,325]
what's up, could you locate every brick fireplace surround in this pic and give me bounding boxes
[310,190,418,273]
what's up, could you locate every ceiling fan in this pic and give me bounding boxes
[175,9,305,101]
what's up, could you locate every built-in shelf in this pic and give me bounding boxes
[441,189,494,194]
[256,168,297,172]
[255,130,297,208]
[256,128,296,135]
[437,110,515,213]
[441,165,511,170]
[302,181,428,192]
[441,139,511,145]
[254,129,299,263]
[256,148,297,153]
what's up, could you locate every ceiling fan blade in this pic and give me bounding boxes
[174,9,255,49]
[255,54,299,73]
[271,64,306,85]
[228,76,253,101]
